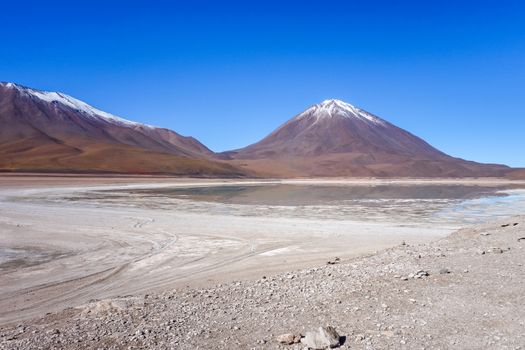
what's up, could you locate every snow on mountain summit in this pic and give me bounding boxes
[1,82,151,128]
[298,98,386,126]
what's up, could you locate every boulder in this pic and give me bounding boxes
[301,326,340,349]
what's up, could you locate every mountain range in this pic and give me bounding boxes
[0,82,520,178]
[0,82,243,176]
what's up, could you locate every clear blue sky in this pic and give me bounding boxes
[1,1,524,166]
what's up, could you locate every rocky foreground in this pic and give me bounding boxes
[1,217,524,350]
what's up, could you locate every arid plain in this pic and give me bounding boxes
[1,175,525,349]
[1,175,525,327]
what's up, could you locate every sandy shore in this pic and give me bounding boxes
[0,175,524,349]
[1,176,462,326]
[1,212,523,348]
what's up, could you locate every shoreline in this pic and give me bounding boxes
[1,174,525,194]
[1,215,523,348]
[1,177,525,348]
[1,179,460,326]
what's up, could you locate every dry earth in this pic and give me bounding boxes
[1,214,524,349]
[1,176,452,326]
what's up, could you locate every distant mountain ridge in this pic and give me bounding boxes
[0,83,515,177]
[225,99,510,177]
[0,82,244,176]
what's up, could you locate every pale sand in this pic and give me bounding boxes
[0,175,523,325]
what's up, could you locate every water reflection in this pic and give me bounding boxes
[128,184,511,205]
[92,184,525,227]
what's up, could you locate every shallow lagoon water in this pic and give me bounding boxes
[2,180,525,325]
[85,184,525,228]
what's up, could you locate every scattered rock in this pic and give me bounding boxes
[489,247,504,254]
[327,257,340,265]
[408,270,429,279]
[301,326,341,349]
[80,300,123,317]
[501,224,510,228]
[276,333,296,345]
[46,329,60,335]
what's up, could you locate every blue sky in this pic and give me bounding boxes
[1,0,524,166]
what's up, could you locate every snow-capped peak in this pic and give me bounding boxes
[2,82,152,128]
[299,98,386,126]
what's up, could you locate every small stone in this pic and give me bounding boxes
[355,334,365,341]
[276,333,296,345]
[439,268,451,274]
[489,247,504,254]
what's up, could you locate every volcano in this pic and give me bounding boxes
[225,99,509,177]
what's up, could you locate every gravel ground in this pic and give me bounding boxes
[1,216,524,350]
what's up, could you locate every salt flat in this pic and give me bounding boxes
[1,175,524,326]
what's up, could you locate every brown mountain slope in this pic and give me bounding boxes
[506,169,525,180]
[0,82,244,176]
[225,99,510,177]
